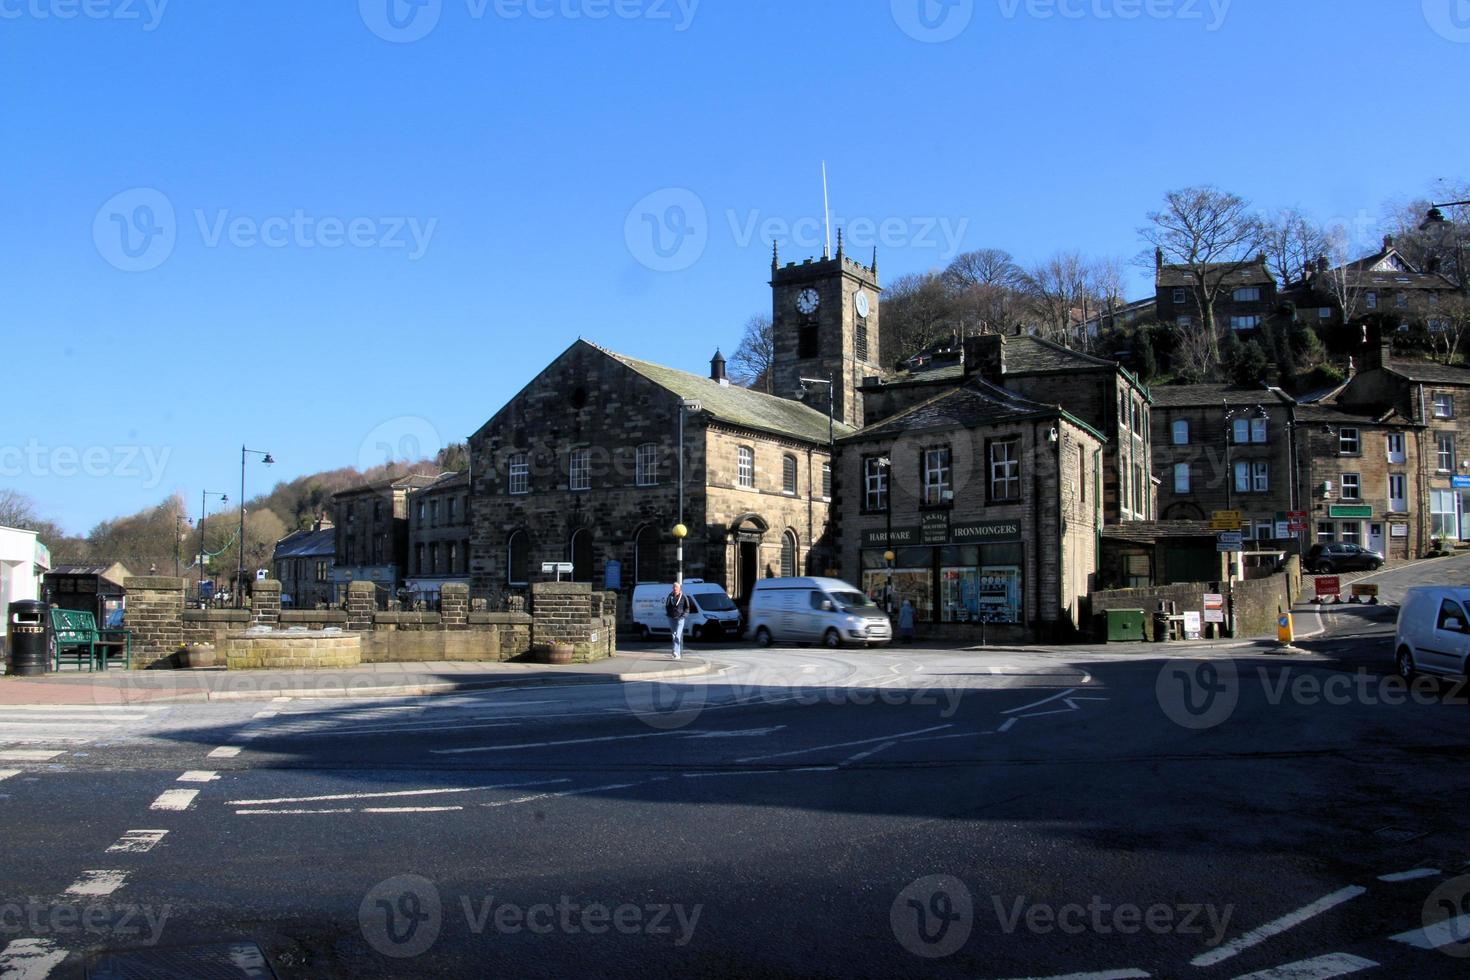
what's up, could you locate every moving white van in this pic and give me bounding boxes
[746,577,892,648]
[1394,585,1470,679]
[630,580,742,642]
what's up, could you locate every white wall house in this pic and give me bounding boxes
[0,525,51,648]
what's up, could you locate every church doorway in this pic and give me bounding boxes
[569,529,593,583]
[738,541,758,602]
[729,513,769,603]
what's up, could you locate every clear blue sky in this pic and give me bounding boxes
[4,0,1467,535]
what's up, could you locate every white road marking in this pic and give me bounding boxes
[207,746,242,759]
[238,808,357,815]
[271,696,292,702]
[842,740,895,765]
[361,806,462,814]
[1225,952,1377,979]
[1008,971,1150,980]
[1002,688,1080,714]
[1390,913,1470,950]
[177,771,218,783]
[736,725,951,764]
[681,766,836,779]
[107,830,168,854]
[252,710,279,719]
[0,938,68,979]
[0,750,63,762]
[0,769,20,782]
[1,705,159,713]
[1191,886,1367,967]
[259,719,521,739]
[65,870,128,897]
[432,728,699,756]
[150,789,199,811]
[228,778,570,807]
[480,780,652,808]
[0,715,152,725]
[682,726,786,739]
[1377,868,1439,882]
[998,718,1019,733]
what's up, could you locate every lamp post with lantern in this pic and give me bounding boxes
[238,445,275,607]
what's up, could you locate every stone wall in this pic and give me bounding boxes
[183,609,251,650]
[225,632,361,670]
[121,576,186,667]
[1090,561,1299,641]
[529,582,616,662]
[250,579,281,629]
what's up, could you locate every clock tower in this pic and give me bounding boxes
[769,234,881,430]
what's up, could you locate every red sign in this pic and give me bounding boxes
[1287,511,1309,533]
[1315,576,1341,601]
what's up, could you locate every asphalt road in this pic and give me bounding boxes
[4,557,1470,978]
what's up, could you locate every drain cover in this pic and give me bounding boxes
[87,941,278,979]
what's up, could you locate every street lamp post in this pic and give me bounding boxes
[674,398,701,585]
[239,445,275,606]
[199,490,228,601]
[878,455,894,612]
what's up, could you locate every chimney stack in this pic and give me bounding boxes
[709,349,728,385]
[962,333,1007,383]
[1154,246,1164,270]
[1383,234,1395,251]
[1316,254,1328,274]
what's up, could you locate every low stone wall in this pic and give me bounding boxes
[122,576,187,668]
[224,631,362,670]
[530,582,617,663]
[183,609,251,650]
[361,611,532,663]
[1090,560,1299,642]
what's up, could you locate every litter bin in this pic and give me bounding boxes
[1103,608,1146,643]
[6,599,49,677]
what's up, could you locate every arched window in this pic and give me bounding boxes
[634,525,663,584]
[570,528,593,583]
[507,531,529,586]
[782,455,798,495]
[780,529,798,578]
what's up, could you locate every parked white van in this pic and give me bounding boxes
[1395,585,1470,679]
[746,577,892,648]
[630,580,742,642]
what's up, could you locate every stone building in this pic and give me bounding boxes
[272,517,335,608]
[468,339,846,608]
[1286,236,1461,330]
[1154,251,1277,334]
[838,376,1104,641]
[331,473,438,603]
[405,470,472,600]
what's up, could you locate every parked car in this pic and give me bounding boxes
[630,580,742,642]
[1304,542,1383,574]
[1394,586,1470,679]
[746,576,892,648]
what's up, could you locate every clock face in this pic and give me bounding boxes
[854,291,870,318]
[795,288,820,316]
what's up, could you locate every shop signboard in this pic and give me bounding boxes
[951,519,1022,544]
[921,511,950,545]
[860,527,921,548]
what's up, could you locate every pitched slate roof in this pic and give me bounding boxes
[1156,260,1274,289]
[1384,359,1470,384]
[842,376,1103,444]
[417,471,469,494]
[1291,403,1415,427]
[1148,384,1292,409]
[273,527,337,561]
[1001,334,1118,373]
[606,349,854,444]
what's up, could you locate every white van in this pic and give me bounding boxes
[746,577,892,648]
[1395,585,1470,679]
[630,580,742,642]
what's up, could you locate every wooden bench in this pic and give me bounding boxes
[49,608,132,671]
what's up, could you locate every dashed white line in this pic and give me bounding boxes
[1390,913,1470,950]
[150,789,199,811]
[432,728,701,756]
[0,769,20,782]
[228,778,570,807]
[252,710,279,719]
[65,870,129,897]
[0,938,68,978]
[1191,886,1366,967]
[1377,868,1439,882]
[480,780,653,808]
[842,740,895,765]
[998,718,1019,733]
[207,746,242,759]
[177,771,219,783]
[361,806,462,814]
[1001,688,1080,714]
[107,830,168,854]
[736,725,951,763]
[1226,952,1378,979]
[0,750,64,762]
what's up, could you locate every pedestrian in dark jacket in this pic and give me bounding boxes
[665,582,693,660]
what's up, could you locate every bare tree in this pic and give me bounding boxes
[943,248,1028,337]
[1025,251,1093,347]
[1321,225,1369,327]
[1087,256,1129,341]
[942,248,1025,291]
[880,271,956,364]
[1411,292,1470,363]
[0,489,39,529]
[1263,208,1328,287]
[728,313,775,392]
[1140,185,1266,366]
[1382,184,1470,291]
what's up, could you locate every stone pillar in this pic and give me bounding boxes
[251,579,281,629]
[123,576,185,667]
[346,580,376,633]
[441,582,469,630]
[531,581,607,662]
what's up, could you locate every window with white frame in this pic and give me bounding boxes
[1250,417,1267,443]
[924,446,954,505]
[782,455,798,495]
[1131,401,1141,432]
[863,457,888,512]
[1339,521,1363,547]
[1119,392,1129,430]
[508,453,529,495]
[1437,432,1455,473]
[1233,286,1261,302]
[1317,521,1334,543]
[1172,287,1186,304]
[1233,418,1250,444]
[569,449,591,491]
[1365,291,1378,310]
[1234,461,1250,493]
[821,463,832,500]
[1133,464,1144,514]
[1340,473,1360,500]
[988,440,1020,502]
[1172,419,1189,445]
[1173,463,1190,493]
[1339,428,1360,455]
[1230,315,1260,330]
[1432,489,1458,540]
[737,446,754,488]
[1389,473,1407,512]
[1252,461,1269,491]
[1434,393,1455,419]
[635,443,658,486]
[1319,307,1332,320]
[1387,432,1406,463]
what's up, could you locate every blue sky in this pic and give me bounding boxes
[4,0,1467,534]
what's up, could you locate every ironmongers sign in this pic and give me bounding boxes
[951,519,1022,544]
[862,518,1022,548]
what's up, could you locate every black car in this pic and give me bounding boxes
[1305,542,1384,574]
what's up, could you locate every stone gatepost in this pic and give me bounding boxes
[345,581,376,633]
[251,579,281,629]
[123,576,185,667]
[531,581,607,661]
[441,583,469,630]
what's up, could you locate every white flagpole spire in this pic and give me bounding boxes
[821,160,832,259]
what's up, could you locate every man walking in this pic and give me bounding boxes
[664,581,692,660]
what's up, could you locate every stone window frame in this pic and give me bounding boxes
[506,530,530,586]
[1172,419,1189,445]
[1388,473,1408,512]
[508,454,530,496]
[1433,392,1455,420]
[1386,433,1406,463]
[780,529,799,578]
[1436,432,1455,473]
[737,446,755,489]
[781,455,798,496]
[987,436,1022,505]
[1340,472,1361,501]
[921,445,954,507]
[821,462,832,501]
[635,442,659,487]
[569,448,592,492]
[1338,428,1361,456]
[862,455,888,514]
[1173,462,1190,494]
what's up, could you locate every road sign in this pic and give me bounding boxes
[1211,509,1242,530]
[1286,510,1308,533]
[1182,610,1202,639]
[1314,575,1341,603]
[1454,475,1470,489]
[1216,531,1243,552]
[1203,593,1225,624]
